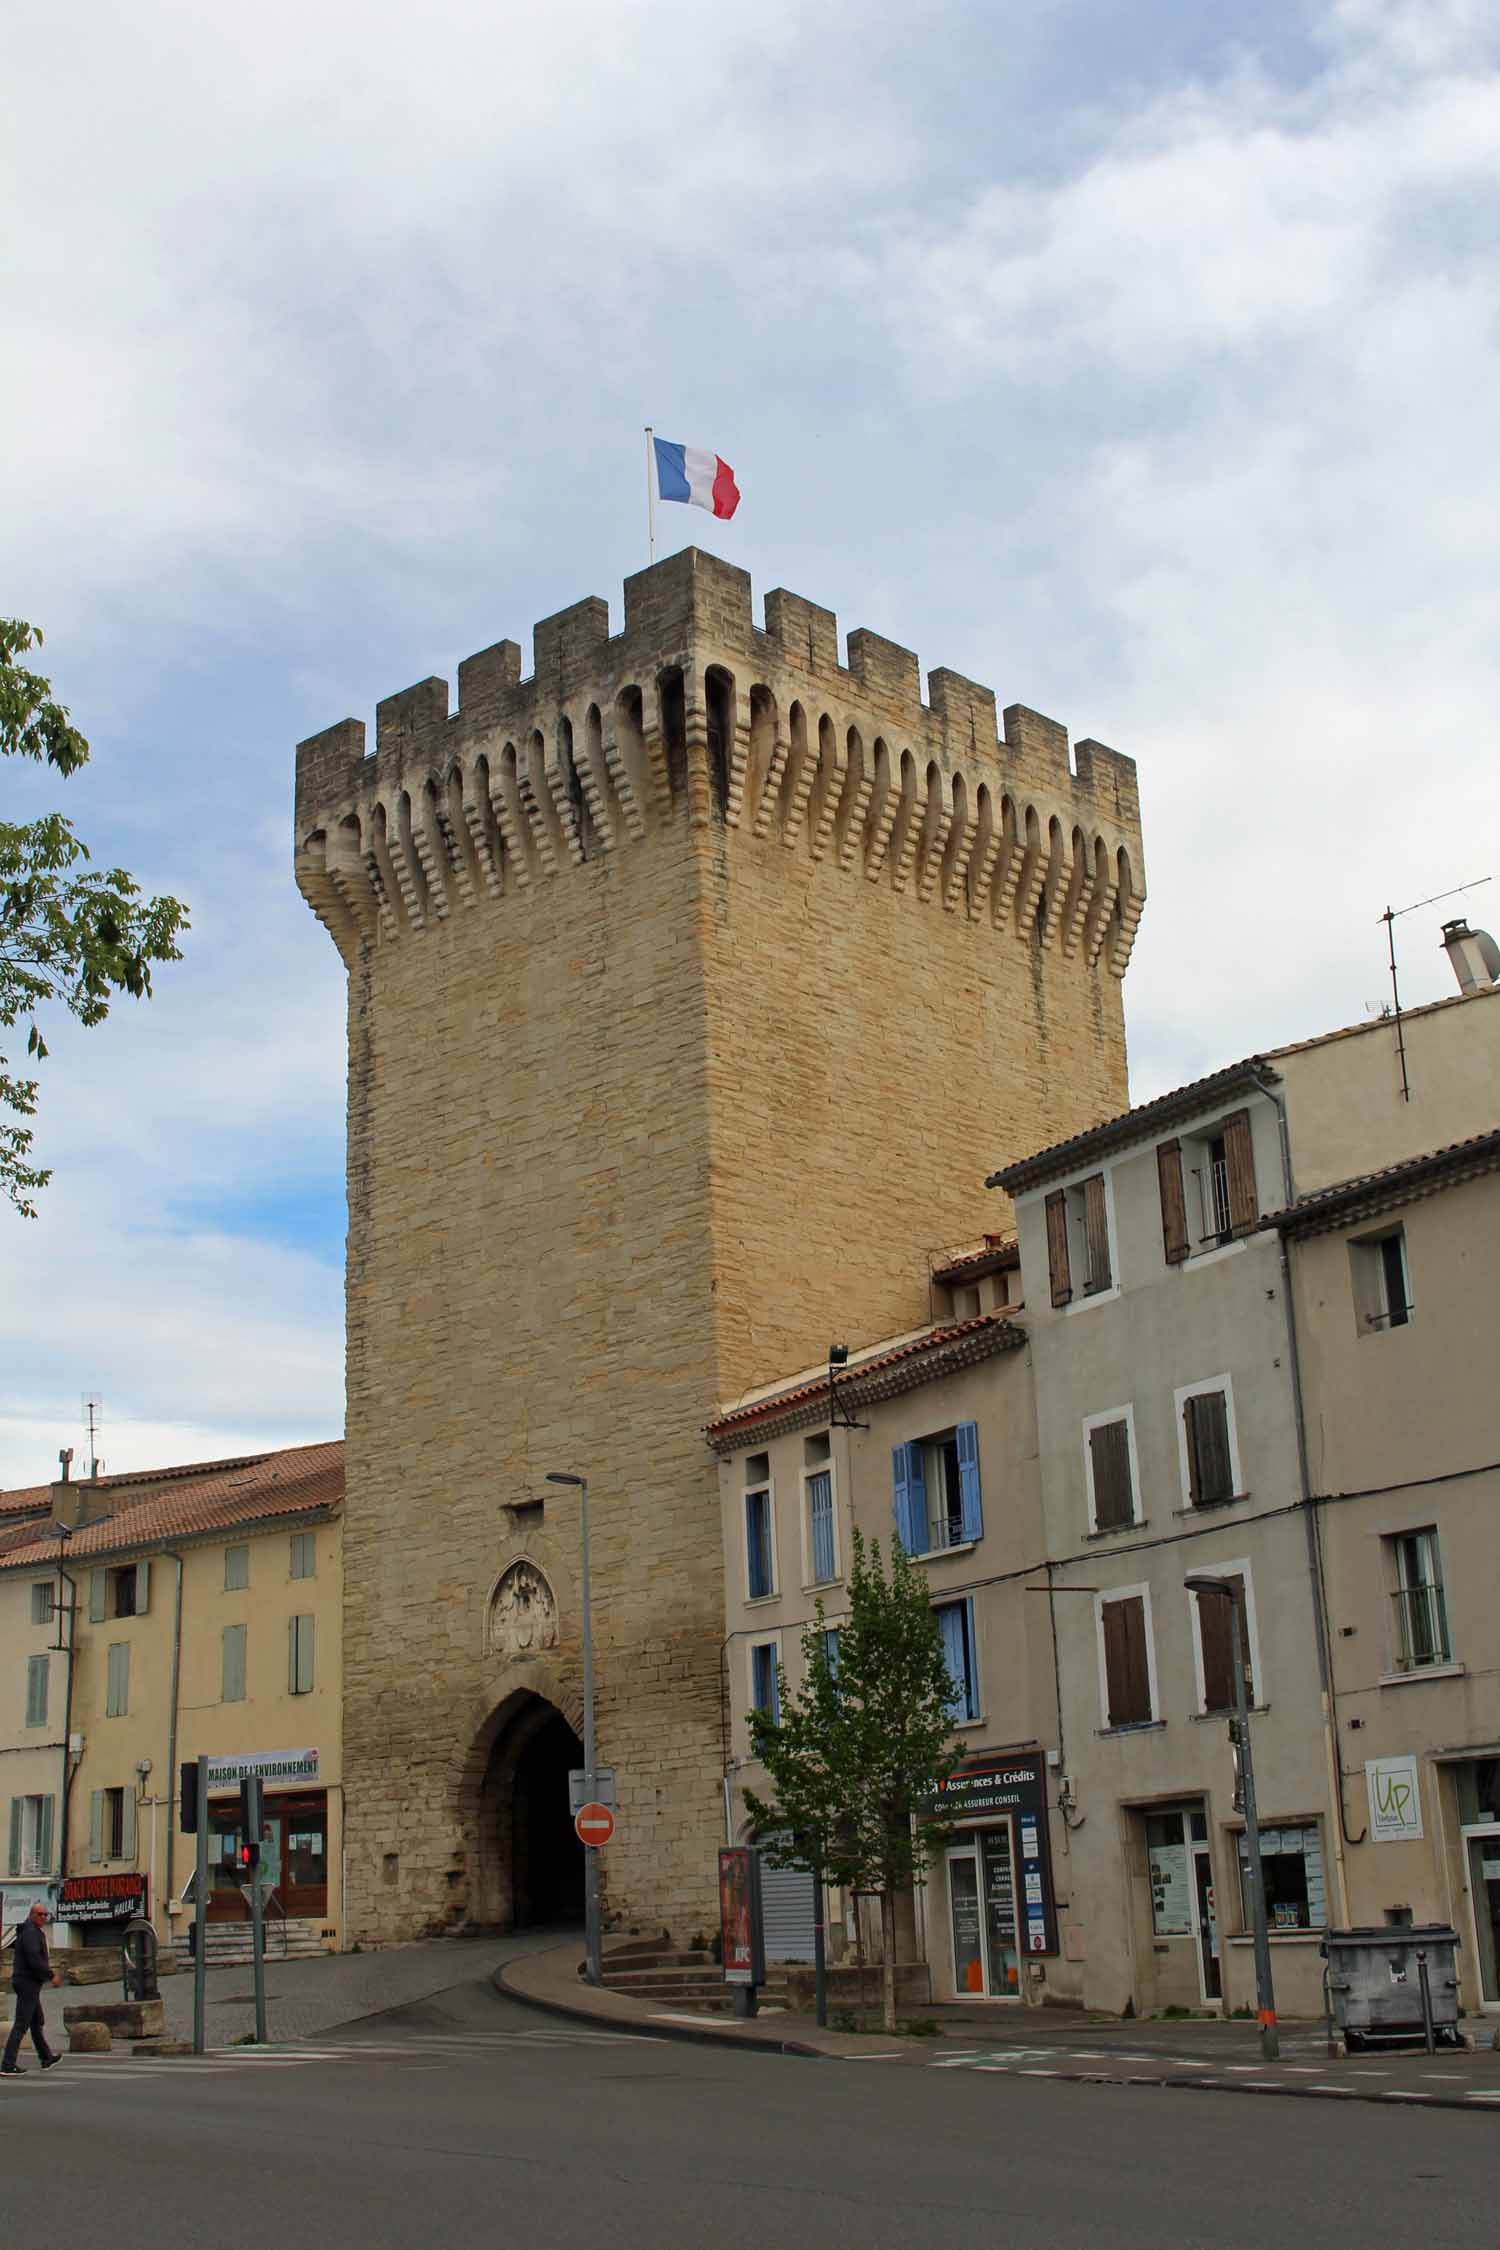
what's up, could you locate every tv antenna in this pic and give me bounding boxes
[1381,877,1491,1102]
[82,1392,104,1478]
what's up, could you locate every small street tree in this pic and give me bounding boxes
[745,1529,963,2033]
[1,620,188,1214]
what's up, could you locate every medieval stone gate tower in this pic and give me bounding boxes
[293,547,1145,1947]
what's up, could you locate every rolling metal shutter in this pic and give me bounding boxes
[760,1857,817,1962]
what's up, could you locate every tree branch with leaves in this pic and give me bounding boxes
[745,1529,963,2033]
[1,620,188,1214]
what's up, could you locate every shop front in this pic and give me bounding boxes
[204,1750,329,1925]
[923,1750,1060,2002]
[1453,1756,1500,2011]
[58,1870,150,1948]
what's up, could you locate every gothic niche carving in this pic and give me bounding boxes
[489,1561,558,1657]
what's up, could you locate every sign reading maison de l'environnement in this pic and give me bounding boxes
[205,1749,319,1792]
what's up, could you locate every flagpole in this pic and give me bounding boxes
[644,426,656,565]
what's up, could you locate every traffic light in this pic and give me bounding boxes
[179,1761,199,1834]
[237,1774,264,1867]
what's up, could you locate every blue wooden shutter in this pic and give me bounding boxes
[893,1443,927,1554]
[7,1798,20,1876]
[89,1568,106,1623]
[808,1471,835,1582]
[134,1558,151,1613]
[38,1795,55,1873]
[937,1602,969,1720]
[89,1790,104,1864]
[121,1784,137,1862]
[26,1654,48,1727]
[956,1422,983,1542]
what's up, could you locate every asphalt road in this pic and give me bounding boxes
[2,1976,1493,2250]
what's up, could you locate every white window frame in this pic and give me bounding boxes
[1062,1165,1121,1313]
[799,1450,840,1590]
[1093,1581,1159,1729]
[748,1635,782,1728]
[1185,1558,1263,1715]
[1172,1373,1244,1509]
[743,1475,778,1604]
[1386,1526,1452,1672]
[1082,1404,1142,1533]
[17,1793,49,1876]
[30,1581,52,1626]
[1351,1225,1413,1335]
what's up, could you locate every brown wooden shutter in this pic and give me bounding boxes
[1197,1576,1249,1711]
[1157,1138,1189,1265]
[1082,1173,1111,1291]
[1045,1189,1072,1308]
[1104,1595,1151,1726]
[1090,1420,1134,1530]
[1222,1108,1258,1236]
[1185,1391,1234,1505]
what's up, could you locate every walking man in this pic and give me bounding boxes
[3,1902,62,2075]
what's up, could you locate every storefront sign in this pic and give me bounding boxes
[718,1846,765,1987]
[922,1751,1060,1955]
[3,1883,55,1930]
[59,1872,148,1925]
[1366,1754,1424,1843]
[205,1749,319,1792]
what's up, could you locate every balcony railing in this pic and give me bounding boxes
[1392,1581,1451,1670]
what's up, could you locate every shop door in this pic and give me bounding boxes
[946,1826,1020,1999]
[1464,1828,1500,2005]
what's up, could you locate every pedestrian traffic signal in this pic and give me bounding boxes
[237,1773,263,1844]
[180,1761,199,1834]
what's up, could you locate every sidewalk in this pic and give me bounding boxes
[496,1941,1500,2110]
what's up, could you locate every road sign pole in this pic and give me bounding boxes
[579,1476,602,1989]
[249,1850,268,2045]
[192,1755,208,2056]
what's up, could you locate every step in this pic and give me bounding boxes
[600,1951,706,1972]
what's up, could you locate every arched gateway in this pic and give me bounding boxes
[457,1688,585,1930]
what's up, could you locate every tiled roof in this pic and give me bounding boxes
[1263,1129,1500,1236]
[0,1441,343,1572]
[931,1235,1019,1282]
[987,1061,1271,1193]
[707,1312,1023,1441]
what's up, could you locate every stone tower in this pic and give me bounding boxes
[293,548,1145,1947]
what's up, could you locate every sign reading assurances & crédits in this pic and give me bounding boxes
[919,1750,1060,1957]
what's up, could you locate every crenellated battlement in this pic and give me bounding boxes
[294,548,1145,977]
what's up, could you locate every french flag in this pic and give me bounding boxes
[653,436,741,520]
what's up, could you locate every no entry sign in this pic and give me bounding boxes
[574,1801,614,1848]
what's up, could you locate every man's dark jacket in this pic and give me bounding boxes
[10,1919,50,1990]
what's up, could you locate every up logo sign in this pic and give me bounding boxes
[1366,1755,1424,1842]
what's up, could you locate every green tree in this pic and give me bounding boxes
[745,1529,963,2033]
[1,620,188,1213]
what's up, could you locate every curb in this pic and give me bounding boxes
[491,1963,824,2059]
[935,2063,1500,2115]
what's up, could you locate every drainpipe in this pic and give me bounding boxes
[1252,1069,1359,1925]
[165,1553,185,1919]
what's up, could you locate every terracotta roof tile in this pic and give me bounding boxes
[1263,1129,1500,1234]
[708,1313,1021,1438]
[0,1441,343,1572]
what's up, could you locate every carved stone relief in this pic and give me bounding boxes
[489,1560,559,1656]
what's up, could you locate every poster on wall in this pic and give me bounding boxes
[1366,1754,1424,1842]
[1148,1840,1193,1936]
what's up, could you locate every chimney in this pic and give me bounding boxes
[1441,919,1500,995]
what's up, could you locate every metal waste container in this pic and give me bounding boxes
[1322,1925,1463,2049]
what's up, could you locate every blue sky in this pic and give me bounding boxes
[4,0,1498,1483]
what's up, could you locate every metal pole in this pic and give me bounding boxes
[644,428,657,565]
[1416,1948,1435,2054]
[813,1863,828,2030]
[192,1755,208,2056]
[250,1831,268,2044]
[1229,1599,1279,2063]
[579,1477,602,1989]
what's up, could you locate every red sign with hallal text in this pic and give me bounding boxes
[59,1872,148,1924]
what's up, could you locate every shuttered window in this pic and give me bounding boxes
[936,1598,980,1722]
[1157,1139,1189,1264]
[290,1532,317,1580]
[105,1641,130,1718]
[1045,1189,1072,1307]
[892,1442,928,1554]
[1221,1108,1258,1237]
[1196,1575,1252,1713]
[1184,1390,1235,1505]
[25,1654,48,1728]
[8,1794,54,1877]
[806,1471,836,1584]
[224,1543,250,1591]
[751,1641,780,1722]
[1101,1595,1153,1727]
[1081,1173,1111,1293]
[745,1488,774,1598]
[288,1615,315,1696]
[91,1786,134,1863]
[1088,1418,1135,1531]
[222,1623,247,1704]
[30,1581,52,1625]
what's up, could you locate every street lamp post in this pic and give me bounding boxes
[546,1471,602,1988]
[1185,1572,1279,2063]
